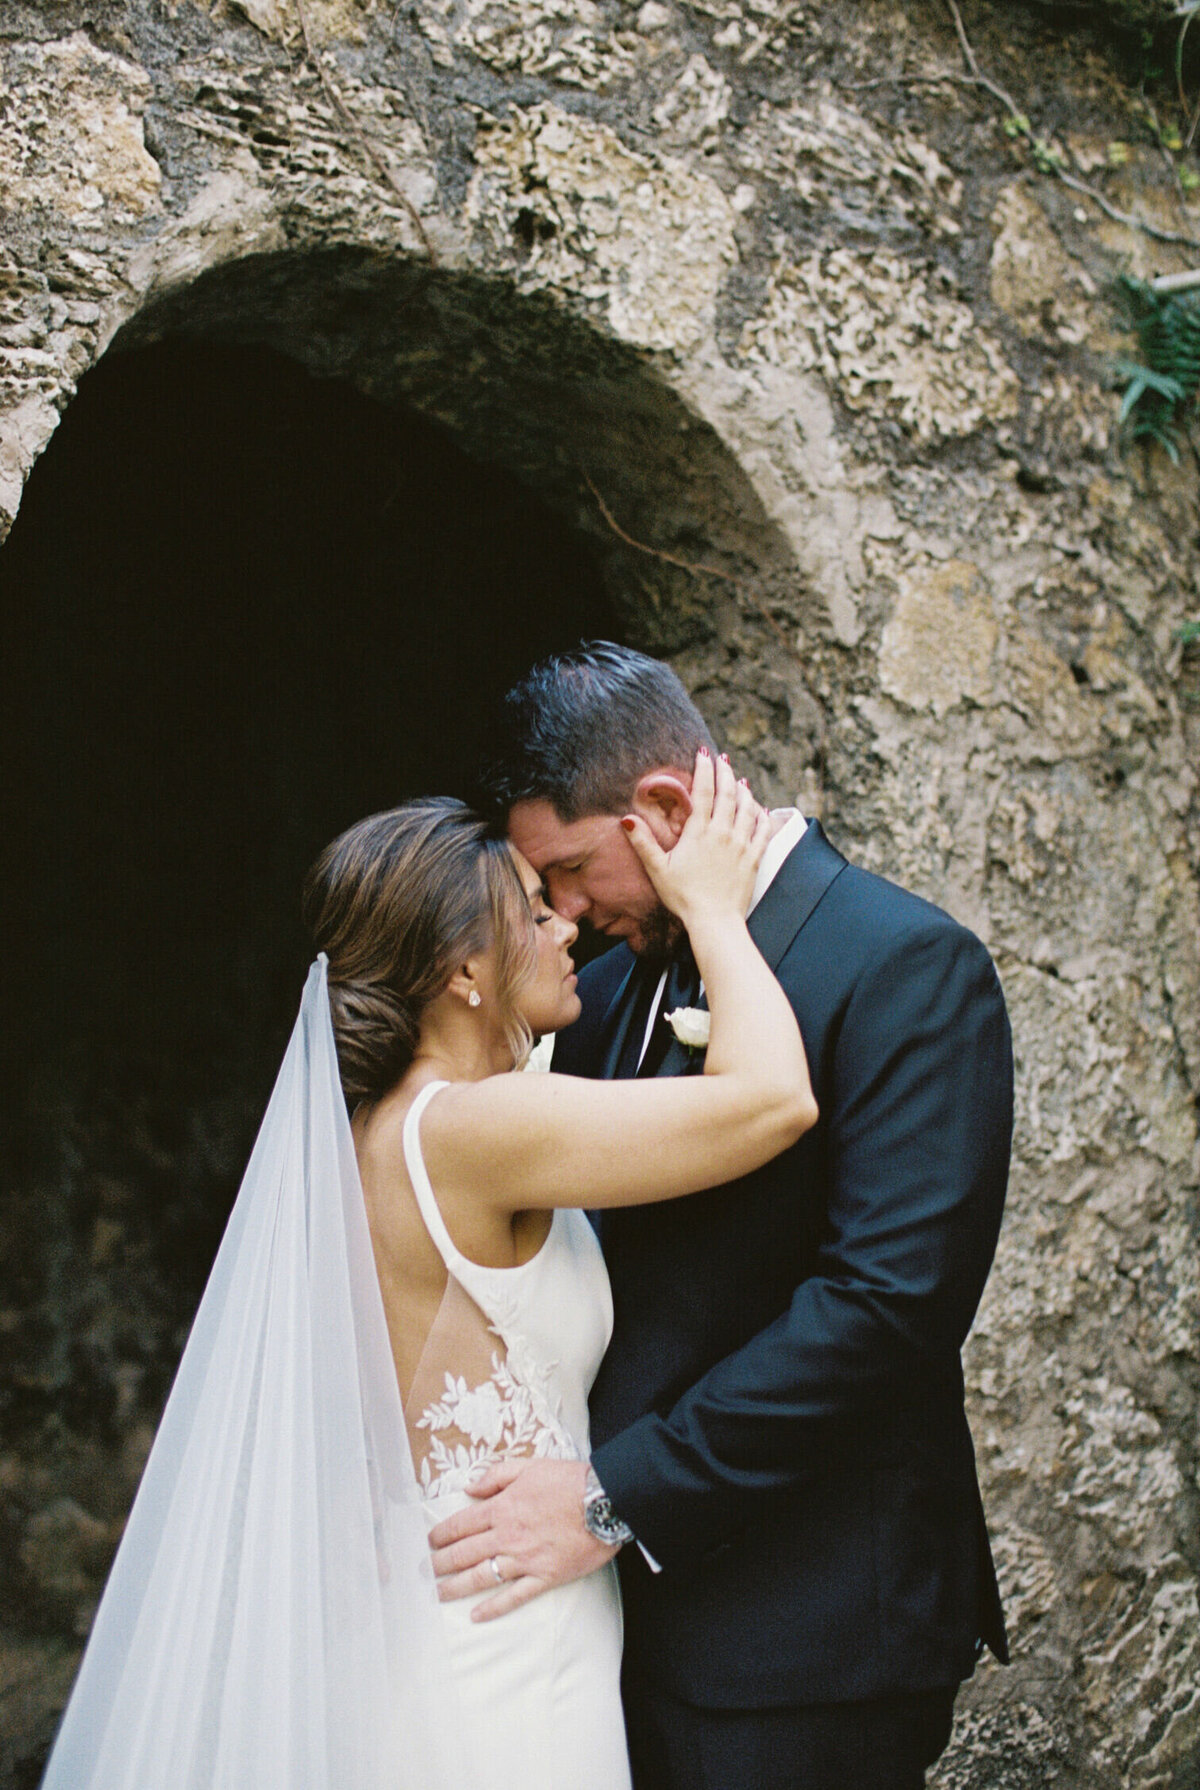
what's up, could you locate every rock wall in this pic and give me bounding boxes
[1,2,1197,1785]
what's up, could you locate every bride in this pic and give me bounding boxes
[40,750,815,1790]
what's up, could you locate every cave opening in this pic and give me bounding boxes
[0,336,615,1730]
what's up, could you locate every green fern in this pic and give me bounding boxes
[1116,276,1200,457]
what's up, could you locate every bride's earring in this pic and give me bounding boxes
[468,990,481,1008]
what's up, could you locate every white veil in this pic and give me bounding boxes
[40,957,476,1790]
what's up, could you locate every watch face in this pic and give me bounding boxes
[585,1497,632,1546]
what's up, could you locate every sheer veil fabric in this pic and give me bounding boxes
[41,958,478,1790]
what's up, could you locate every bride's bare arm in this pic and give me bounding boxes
[423,753,817,1212]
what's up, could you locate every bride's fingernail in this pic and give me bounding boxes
[620,817,636,832]
[740,777,750,788]
[720,753,730,764]
[698,747,710,758]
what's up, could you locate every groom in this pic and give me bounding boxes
[431,643,1011,1789]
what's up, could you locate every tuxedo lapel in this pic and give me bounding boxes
[747,820,847,972]
[597,954,649,1081]
[590,952,649,1243]
[655,1025,709,1081]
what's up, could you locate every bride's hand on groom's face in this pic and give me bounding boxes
[623,749,768,930]
[427,1458,617,1621]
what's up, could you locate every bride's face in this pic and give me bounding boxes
[510,848,582,1037]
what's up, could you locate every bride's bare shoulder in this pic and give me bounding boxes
[419,1072,576,1184]
[423,1070,563,1130]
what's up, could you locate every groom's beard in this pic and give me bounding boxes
[630,902,685,968]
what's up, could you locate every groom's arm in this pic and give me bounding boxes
[590,917,1012,1570]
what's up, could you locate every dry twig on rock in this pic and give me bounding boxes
[580,470,809,674]
[293,0,436,262]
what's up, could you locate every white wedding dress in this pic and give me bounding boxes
[401,1082,631,1790]
[38,961,631,1790]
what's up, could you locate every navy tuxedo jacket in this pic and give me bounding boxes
[553,822,1011,1709]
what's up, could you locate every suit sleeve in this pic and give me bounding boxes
[590,921,1013,1570]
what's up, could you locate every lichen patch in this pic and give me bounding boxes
[741,249,1019,442]
[878,559,999,715]
[466,103,737,352]
[417,0,651,85]
[0,35,162,222]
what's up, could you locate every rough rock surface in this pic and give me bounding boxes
[0,2,1197,1786]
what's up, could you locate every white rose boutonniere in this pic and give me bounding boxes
[664,1007,710,1051]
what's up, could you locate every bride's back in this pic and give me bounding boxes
[352,1090,451,1404]
[352,1076,600,1512]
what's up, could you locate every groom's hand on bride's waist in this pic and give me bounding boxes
[428,1458,619,1622]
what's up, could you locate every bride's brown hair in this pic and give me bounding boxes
[303,799,537,1105]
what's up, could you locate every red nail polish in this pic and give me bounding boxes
[620,816,635,832]
[720,753,730,764]
[698,747,710,758]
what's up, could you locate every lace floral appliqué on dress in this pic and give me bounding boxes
[414,1349,578,1502]
[402,1269,580,1505]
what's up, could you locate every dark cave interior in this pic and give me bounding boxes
[0,340,615,1669]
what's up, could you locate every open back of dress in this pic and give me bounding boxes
[397,1081,605,1513]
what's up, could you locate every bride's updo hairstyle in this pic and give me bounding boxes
[303,799,537,1105]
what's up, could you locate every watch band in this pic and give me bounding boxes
[583,1464,635,1548]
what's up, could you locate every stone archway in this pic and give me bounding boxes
[2,6,1199,1780]
[0,321,624,1096]
[112,247,819,664]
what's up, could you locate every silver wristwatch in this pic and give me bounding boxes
[582,1464,635,1548]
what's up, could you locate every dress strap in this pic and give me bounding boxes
[400,1081,462,1270]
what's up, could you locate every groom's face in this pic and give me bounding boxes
[507,798,679,960]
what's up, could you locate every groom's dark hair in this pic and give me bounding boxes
[479,641,717,823]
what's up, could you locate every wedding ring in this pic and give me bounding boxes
[488,1555,504,1585]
